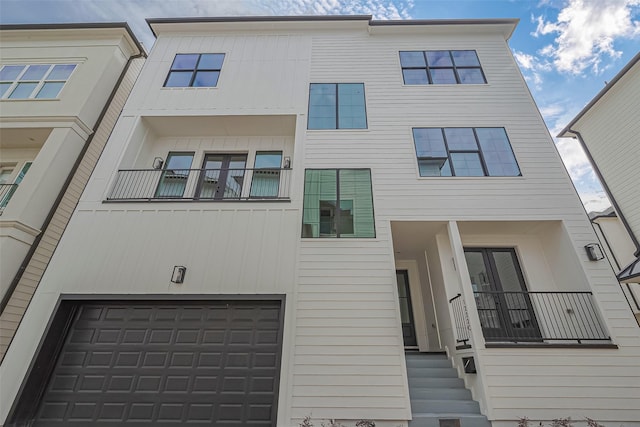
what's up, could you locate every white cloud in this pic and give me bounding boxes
[251,0,413,19]
[555,136,593,182]
[513,49,552,87]
[533,0,640,74]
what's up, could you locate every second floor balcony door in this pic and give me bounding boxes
[464,248,541,342]
[197,154,247,200]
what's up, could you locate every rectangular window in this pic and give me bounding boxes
[0,64,76,99]
[164,54,225,88]
[400,50,485,85]
[155,152,194,198]
[413,127,520,177]
[250,151,282,198]
[302,169,375,238]
[308,83,367,129]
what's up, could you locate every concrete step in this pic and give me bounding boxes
[410,399,481,414]
[406,367,459,378]
[405,357,454,369]
[407,387,473,401]
[408,376,465,388]
[409,414,491,427]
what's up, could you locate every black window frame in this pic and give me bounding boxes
[307,83,368,130]
[163,53,225,88]
[413,127,521,177]
[301,168,375,238]
[400,50,486,85]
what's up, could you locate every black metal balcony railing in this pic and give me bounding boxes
[107,168,291,201]
[0,183,18,210]
[449,294,472,346]
[450,291,610,345]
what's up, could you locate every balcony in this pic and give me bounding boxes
[107,167,292,201]
[450,291,611,347]
[0,184,18,213]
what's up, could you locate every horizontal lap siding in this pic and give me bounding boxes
[302,29,640,423]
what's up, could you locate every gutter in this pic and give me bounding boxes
[0,48,146,315]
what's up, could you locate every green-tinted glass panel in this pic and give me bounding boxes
[155,152,193,198]
[308,84,337,129]
[250,152,282,198]
[338,169,375,238]
[302,170,337,237]
[337,83,367,129]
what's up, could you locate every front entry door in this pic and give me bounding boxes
[396,270,417,347]
[464,248,541,342]
[197,154,247,200]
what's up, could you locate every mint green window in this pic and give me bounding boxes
[302,169,375,238]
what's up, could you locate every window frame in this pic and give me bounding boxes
[413,127,521,177]
[163,53,225,88]
[399,50,486,85]
[302,168,375,238]
[307,83,368,130]
[0,64,77,100]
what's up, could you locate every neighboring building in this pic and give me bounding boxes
[0,24,145,356]
[589,208,640,322]
[558,52,640,283]
[2,16,640,427]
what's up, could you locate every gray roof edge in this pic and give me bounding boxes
[557,50,640,137]
[370,18,519,26]
[0,22,145,56]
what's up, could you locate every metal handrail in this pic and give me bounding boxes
[107,167,291,201]
[0,183,19,210]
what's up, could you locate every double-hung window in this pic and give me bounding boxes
[164,54,225,87]
[1,64,76,99]
[413,127,520,177]
[308,83,367,129]
[400,50,485,84]
[302,169,375,238]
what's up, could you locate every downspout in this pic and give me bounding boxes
[568,129,640,256]
[0,50,145,314]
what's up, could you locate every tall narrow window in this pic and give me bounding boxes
[302,169,375,238]
[400,50,485,85]
[155,152,194,198]
[164,54,225,88]
[413,127,520,177]
[250,151,282,198]
[308,83,367,129]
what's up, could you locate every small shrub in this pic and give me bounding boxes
[300,416,314,427]
[356,421,376,427]
[551,418,573,427]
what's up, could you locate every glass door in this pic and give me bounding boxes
[396,270,417,347]
[464,248,541,342]
[155,152,194,198]
[197,154,247,200]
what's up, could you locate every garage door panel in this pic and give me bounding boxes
[32,301,283,425]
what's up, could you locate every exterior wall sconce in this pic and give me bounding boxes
[462,356,476,374]
[585,243,604,261]
[171,266,186,283]
[153,157,164,169]
[283,156,291,169]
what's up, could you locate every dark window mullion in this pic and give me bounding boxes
[423,51,433,84]
[448,51,462,84]
[335,83,340,129]
[187,54,202,87]
[472,128,490,176]
[441,128,455,176]
[335,169,341,237]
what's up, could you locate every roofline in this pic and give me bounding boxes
[146,15,519,38]
[557,50,640,137]
[0,22,146,57]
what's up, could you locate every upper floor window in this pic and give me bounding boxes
[164,54,225,88]
[302,169,375,238]
[0,64,76,99]
[308,83,367,129]
[400,50,485,85]
[413,127,520,177]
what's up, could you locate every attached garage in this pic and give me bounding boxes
[7,298,284,426]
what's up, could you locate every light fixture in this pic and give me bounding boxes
[585,243,604,261]
[462,356,476,374]
[283,156,291,169]
[171,266,186,284]
[153,157,164,169]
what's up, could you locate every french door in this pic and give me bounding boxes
[197,154,247,200]
[463,248,541,342]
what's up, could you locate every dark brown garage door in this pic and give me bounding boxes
[31,301,283,426]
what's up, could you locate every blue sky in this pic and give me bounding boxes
[2,0,639,212]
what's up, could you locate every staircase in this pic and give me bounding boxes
[406,352,491,427]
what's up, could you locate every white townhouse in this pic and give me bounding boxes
[0,23,145,356]
[558,52,640,290]
[1,16,639,427]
